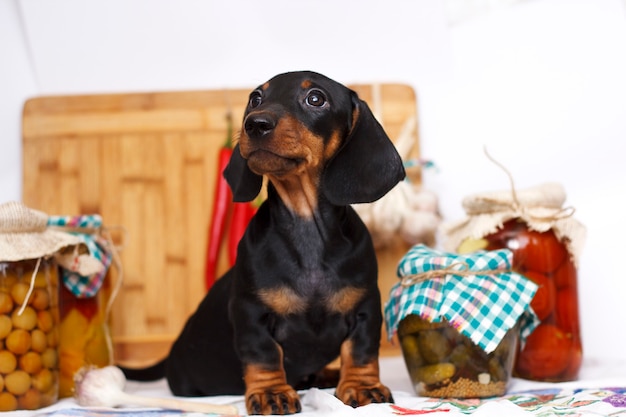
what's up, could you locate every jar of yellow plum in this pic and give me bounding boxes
[0,201,83,411]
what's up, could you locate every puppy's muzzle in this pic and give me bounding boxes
[244,113,276,140]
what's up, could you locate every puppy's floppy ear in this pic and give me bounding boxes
[322,94,406,205]
[223,144,263,202]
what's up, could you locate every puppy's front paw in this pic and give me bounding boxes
[246,385,301,415]
[335,381,394,407]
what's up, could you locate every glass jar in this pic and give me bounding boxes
[482,219,582,381]
[52,232,114,398]
[0,259,59,411]
[58,278,112,397]
[398,315,518,398]
[445,183,586,382]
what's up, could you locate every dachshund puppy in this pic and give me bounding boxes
[123,71,405,415]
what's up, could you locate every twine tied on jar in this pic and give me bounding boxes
[385,244,540,353]
[443,149,586,266]
[472,148,576,222]
[48,215,125,314]
[0,202,89,315]
[400,260,513,287]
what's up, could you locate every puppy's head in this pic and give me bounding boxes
[224,71,405,206]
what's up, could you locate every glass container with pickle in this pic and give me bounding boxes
[398,315,518,398]
[385,244,538,398]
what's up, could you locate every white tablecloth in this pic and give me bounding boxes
[9,355,626,416]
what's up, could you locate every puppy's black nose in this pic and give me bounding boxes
[244,114,276,139]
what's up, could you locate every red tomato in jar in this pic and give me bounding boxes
[516,324,572,380]
[486,221,567,274]
[562,342,583,380]
[485,220,528,268]
[515,228,567,274]
[484,220,524,246]
[554,256,577,289]
[555,287,580,334]
[524,270,556,321]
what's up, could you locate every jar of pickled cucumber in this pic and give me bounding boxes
[398,315,518,398]
[385,245,538,398]
[0,201,83,411]
[444,183,586,382]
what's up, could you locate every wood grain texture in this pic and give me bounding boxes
[22,84,418,364]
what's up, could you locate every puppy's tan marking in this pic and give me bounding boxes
[244,346,301,414]
[336,340,391,406]
[323,130,343,162]
[301,79,312,89]
[262,116,327,218]
[349,106,361,135]
[258,287,307,315]
[325,287,366,314]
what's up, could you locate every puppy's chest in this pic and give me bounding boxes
[257,273,366,317]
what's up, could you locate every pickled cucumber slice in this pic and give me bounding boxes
[418,329,450,364]
[398,315,439,336]
[415,363,456,385]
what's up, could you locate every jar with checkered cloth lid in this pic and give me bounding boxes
[47,214,121,398]
[443,182,586,382]
[384,244,539,398]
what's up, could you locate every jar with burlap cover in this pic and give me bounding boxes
[443,182,585,267]
[0,201,85,411]
[443,182,586,382]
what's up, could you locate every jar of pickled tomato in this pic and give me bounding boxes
[444,183,586,382]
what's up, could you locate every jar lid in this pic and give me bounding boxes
[0,201,83,262]
[384,244,539,353]
[48,215,111,298]
[462,182,566,215]
[443,183,586,266]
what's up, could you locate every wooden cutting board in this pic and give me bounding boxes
[22,83,420,364]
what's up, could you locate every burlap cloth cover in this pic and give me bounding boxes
[0,201,106,278]
[0,201,84,262]
[443,183,586,267]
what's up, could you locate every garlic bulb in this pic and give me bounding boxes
[74,366,239,415]
[354,183,440,249]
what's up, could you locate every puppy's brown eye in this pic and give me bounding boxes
[249,92,262,108]
[306,90,326,107]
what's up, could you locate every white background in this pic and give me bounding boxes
[2,0,626,360]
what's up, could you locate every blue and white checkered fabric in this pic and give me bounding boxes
[385,244,539,353]
[47,215,112,298]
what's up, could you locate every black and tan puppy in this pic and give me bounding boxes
[123,71,405,415]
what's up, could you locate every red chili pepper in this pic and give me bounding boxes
[204,114,234,291]
[228,201,257,266]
